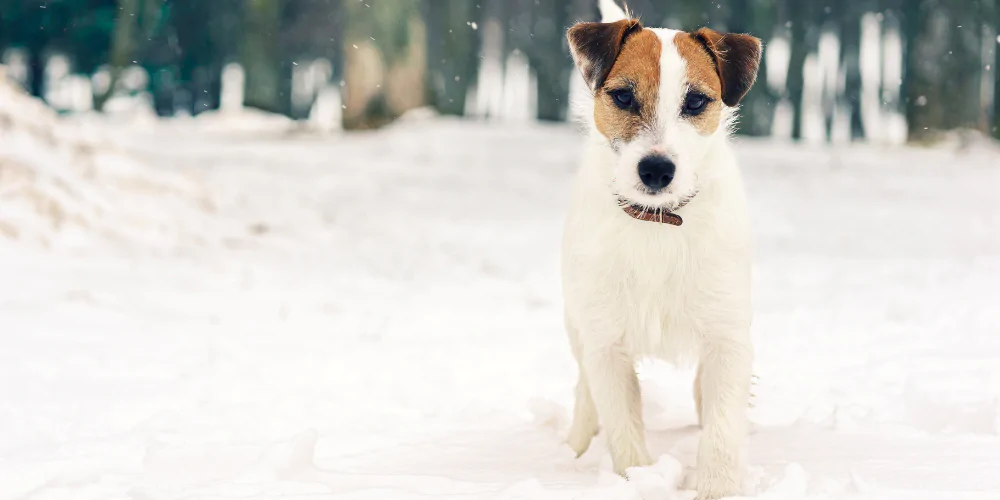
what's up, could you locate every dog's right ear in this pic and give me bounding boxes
[567,19,643,92]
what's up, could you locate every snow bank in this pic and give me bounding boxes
[0,74,212,249]
[182,107,298,135]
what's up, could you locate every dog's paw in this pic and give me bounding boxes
[694,486,741,500]
[611,447,653,477]
[693,469,742,500]
[626,455,685,498]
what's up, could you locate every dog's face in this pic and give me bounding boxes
[568,17,761,209]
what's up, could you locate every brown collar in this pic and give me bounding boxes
[619,197,692,226]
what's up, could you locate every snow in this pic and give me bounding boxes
[0,79,212,248]
[2,84,1000,500]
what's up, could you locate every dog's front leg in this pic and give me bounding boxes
[582,341,651,476]
[695,336,753,500]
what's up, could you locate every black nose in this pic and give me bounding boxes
[637,155,675,191]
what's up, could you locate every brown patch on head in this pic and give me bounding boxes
[675,33,725,135]
[675,29,762,135]
[567,19,662,144]
[592,30,661,143]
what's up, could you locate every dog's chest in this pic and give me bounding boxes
[612,225,704,346]
[564,216,723,357]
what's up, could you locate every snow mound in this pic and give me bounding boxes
[0,75,212,248]
[182,107,298,135]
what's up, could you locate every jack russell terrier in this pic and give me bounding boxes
[562,1,762,498]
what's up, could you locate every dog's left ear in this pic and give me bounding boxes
[567,19,643,91]
[693,28,762,107]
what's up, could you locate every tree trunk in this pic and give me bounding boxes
[727,0,776,136]
[426,0,481,116]
[149,68,176,117]
[27,46,45,98]
[529,0,572,121]
[841,2,865,140]
[242,0,286,114]
[941,0,980,131]
[787,0,809,140]
[903,0,946,142]
[996,3,1000,138]
[980,0,997,133]
[94,0,139,111]
[343,0,425,129]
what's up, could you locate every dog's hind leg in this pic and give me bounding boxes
[694,336,753,500]
[582,341,651,476]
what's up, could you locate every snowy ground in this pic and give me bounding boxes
[2,98,1000,500]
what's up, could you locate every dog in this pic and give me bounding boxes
[561,1,762,498]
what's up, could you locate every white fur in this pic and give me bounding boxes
[563,17,754,500]
[598,0,628,22]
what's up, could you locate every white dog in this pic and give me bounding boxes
[561,1,762,498]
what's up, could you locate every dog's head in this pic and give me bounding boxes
[568,1,761,209]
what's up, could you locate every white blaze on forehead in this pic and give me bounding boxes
[598,0,628,22]
[649,28,687,135]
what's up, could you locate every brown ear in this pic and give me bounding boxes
[567,19,643,91]
[692,28,762,107]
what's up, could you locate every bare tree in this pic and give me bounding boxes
[93,0,140,111]
[425,0,482,116]
[242,0,287,114]
[728,0,778,136]
[786,0,816,140]
[840,0,870,140]
[343,0,426,129]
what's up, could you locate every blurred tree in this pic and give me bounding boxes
[981,0,999,136]
[942,0,983,132]
[1,0,998,140]
[0,0,122,98]
[425,0,482,116]
[0,1,52,96]
[728,0,778,136]
[839,0,869,140]
[170,0,240,115]
[515,0,576,121]
[93,0,139,110]
[902,0,980,141]
[902,0,934,141]
[281,0,344,119]
[342,0,426,129]
[65,2,119,76]
[785,0,818,140]
[242,0,287,114]
[995,0,1000,138]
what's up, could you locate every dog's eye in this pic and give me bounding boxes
[682,92,710,116]
[609,89,635,110]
